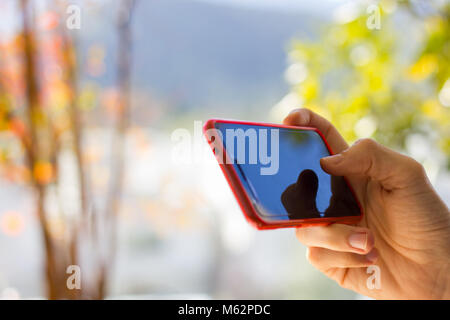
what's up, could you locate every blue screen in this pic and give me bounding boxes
[215,122,360,221]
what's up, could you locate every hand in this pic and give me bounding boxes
[284,108,450,299]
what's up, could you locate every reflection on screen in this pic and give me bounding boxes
[215,122,360,221]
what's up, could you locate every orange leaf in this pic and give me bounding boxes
[33,161,54,185]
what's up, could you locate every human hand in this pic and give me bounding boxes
[284,108,450,299]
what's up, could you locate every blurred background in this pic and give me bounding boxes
[0,0,449,299]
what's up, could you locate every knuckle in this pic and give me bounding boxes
[407,157,426,176]
[355,138,377,151]
[334,269,350,288]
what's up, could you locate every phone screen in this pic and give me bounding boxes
[214,122,361,221]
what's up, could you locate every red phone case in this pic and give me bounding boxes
[203,119,363,230]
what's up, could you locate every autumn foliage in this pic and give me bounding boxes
[0,0,137,299]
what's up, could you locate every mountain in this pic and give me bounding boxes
[81,0,326,121]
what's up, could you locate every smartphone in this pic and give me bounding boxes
[203,119,363,230]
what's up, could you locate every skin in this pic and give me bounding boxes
[283,108,450,300]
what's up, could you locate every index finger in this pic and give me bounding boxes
[283,108,349,154]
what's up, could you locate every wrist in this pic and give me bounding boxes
[443,267,450,299]
[438,219,450,299]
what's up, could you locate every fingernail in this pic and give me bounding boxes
[348,232,368,250]
[322,154,343,165]
[365,249,378,263]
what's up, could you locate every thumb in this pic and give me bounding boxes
[320,139,425,191]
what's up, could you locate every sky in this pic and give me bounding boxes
[0,0,353,36]
[199,0,349,13]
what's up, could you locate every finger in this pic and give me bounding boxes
[320,138,426,191]
[285,109,364,205]
[306,247,379,271]
[296,224,375,254]
[283,108,349,154]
